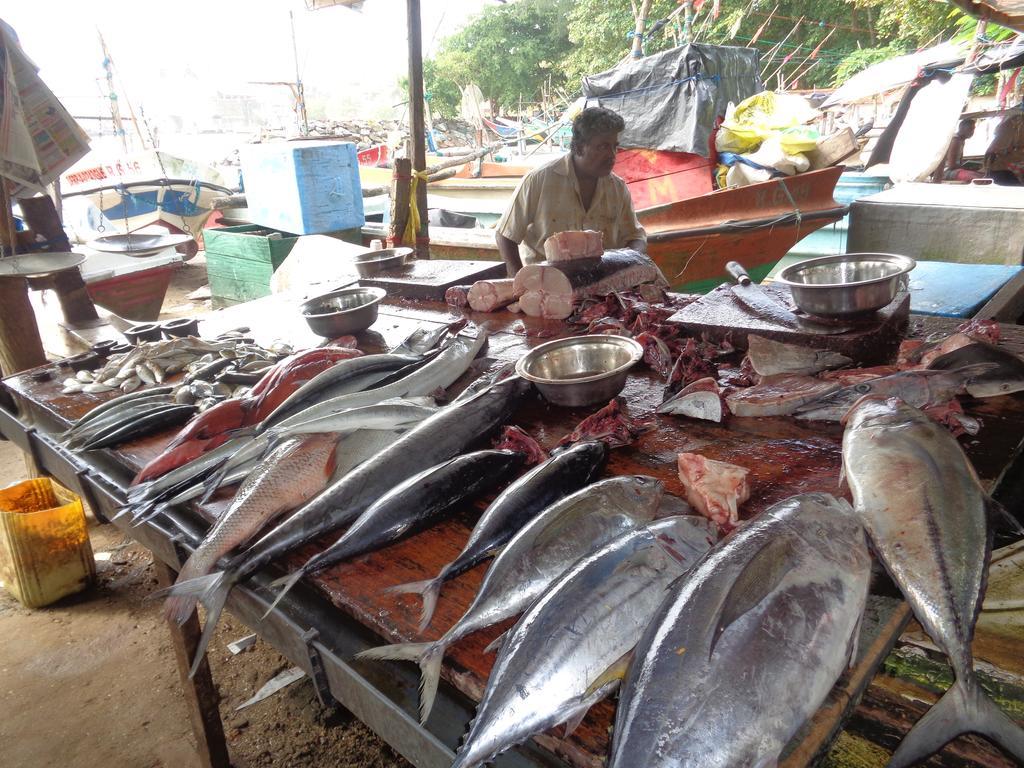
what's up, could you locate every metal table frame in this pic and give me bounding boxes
[0,402,563,768]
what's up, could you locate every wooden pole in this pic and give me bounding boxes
[631,0,653,58]
[153,560,231,768]
[0,184,46,375]
[387,158,412,248]
[406,0,429,259]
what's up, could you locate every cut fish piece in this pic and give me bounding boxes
[677,452,750,530]
[467,279,516,312]
[726,374,839,417]
[657,378,724,422]
[746,334,851,377]
[543,230,604,262]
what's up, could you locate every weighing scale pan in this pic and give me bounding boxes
[0,252,87,277]
[88,232,194,258]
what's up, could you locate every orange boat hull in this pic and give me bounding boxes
[638,167,846,292]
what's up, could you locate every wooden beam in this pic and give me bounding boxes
[153,559,231,768]
[387,158,412,248]
[406,0,429,259]
[0,186,46,376]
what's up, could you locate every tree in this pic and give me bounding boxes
[421,0,574,116]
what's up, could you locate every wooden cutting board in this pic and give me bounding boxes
[358,259,506,300]
[667,284,911,366]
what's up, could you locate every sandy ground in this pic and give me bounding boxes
[0,257,411,767]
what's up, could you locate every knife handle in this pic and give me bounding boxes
[726,261,752,286]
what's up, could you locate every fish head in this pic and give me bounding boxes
[841,394,915,430]
[612,475,665,519]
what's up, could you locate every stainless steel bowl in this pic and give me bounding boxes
[775,253,916,317]
[515,335,644,407]
[352,248,413,277]
[301,286,387,337]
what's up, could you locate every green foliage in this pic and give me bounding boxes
[561,0,680,87]
[414,0,1013,113]
[421,0,574,116]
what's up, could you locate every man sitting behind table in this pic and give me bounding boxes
[494,107,647,277]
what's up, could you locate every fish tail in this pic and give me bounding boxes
[355,640,445,723]
[152,570,236,679]
[260,568,307,619]
[888,676,1024,768]
[384,575,445,633]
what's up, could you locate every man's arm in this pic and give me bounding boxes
[496,233,523,277]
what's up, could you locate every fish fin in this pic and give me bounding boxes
[261,569,307,620]
[384,575,445,634]
[354,641,444,724]
[482,629,510,655]
[888,677,1024,768]
[563,708,588,739]
[710,535,797,660]
[987,497,1024,537]
[583,649,634,699]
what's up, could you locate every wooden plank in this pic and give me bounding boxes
[359,259,507,300]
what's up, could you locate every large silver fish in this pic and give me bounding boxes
[357,476,683,722]
[795,363,995,421]
[449,516,715,768]
[608,493,870,768]
[843,397,1024,766]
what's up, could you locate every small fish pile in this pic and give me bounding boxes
[61,386,195,450]
[60,335,293,396]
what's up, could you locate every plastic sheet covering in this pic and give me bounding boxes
[888,72,974,183]
[581,43,761,156]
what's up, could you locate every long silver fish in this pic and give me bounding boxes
[158,375,532,677]
[386,440,609,633]
[449,516,714,768]
[357,476,681,722]
[162,433,340,624]
[795,363,997,421]
[843,397,1024,766]
[608,493,870,768]
[263,449,527,615]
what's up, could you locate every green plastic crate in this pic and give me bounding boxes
[203,224,299,306]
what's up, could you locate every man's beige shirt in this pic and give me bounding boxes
[495,153,645,264]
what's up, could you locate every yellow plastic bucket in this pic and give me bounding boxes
[0,477,95,608]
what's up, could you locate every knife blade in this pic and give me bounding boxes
[725,262,848,335]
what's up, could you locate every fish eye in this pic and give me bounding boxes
[855,383,871,393]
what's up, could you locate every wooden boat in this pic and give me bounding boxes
[61,150,232,241]
[640,166,847,292]
[366,166,847,293]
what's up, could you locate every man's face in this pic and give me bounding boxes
[576,130,620,178]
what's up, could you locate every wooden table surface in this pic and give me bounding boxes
[4,294,1023,768]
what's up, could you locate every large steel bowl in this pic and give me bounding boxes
[515,335,644,407]
[775,253,916,317]
[301,286,387,337]
[352,248,413,277]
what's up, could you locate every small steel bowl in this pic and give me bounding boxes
[352,248,413,277]
[515,335,644,407]
[301,286,387,337]
[775,253,916,317]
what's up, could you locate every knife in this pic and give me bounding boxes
[725,262,849,335]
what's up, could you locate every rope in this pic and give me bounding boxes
[403,169,430,247]
[776,177,802,241]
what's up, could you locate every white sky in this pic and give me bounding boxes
[4,1,494,121]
